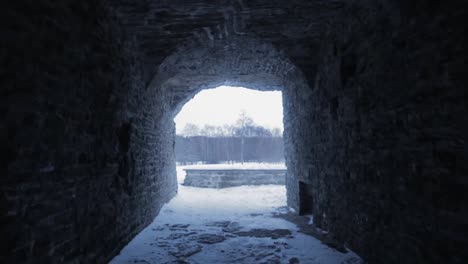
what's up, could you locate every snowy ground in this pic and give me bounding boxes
[109,165,362,264]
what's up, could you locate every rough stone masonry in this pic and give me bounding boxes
[1,0,467,263]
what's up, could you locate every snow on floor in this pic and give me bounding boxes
[109,166,362,264]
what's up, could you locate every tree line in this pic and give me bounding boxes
[176,111,284,164]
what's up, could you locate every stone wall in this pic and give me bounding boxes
[183,169,286,188]
[284,1,468,263]
[1,1,177,263]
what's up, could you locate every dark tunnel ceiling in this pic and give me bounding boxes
[113,0,347,83]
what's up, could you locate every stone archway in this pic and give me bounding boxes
[144,35,312,211]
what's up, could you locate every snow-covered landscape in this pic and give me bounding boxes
[109,165,362,264]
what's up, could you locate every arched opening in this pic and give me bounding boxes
[174,86,284,166]
[108,33,368,263]
[138,35,315,214]
[111,82,362,263]
[174,84,286,206]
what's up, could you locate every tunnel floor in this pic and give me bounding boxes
[109,167,362,264]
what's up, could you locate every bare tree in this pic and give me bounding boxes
[271,127,283,137]
[181,123,200,137]
[200,124,217,137]
[235,110,255,164]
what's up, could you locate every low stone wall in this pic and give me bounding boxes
[183,169,286,188]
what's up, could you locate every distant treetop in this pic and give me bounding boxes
[178,111,283,137]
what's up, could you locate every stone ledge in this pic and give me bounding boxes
[183,169,286,188]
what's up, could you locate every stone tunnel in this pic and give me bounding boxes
[2,0,467,263]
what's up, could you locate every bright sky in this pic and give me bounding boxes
[174,86,283,134]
